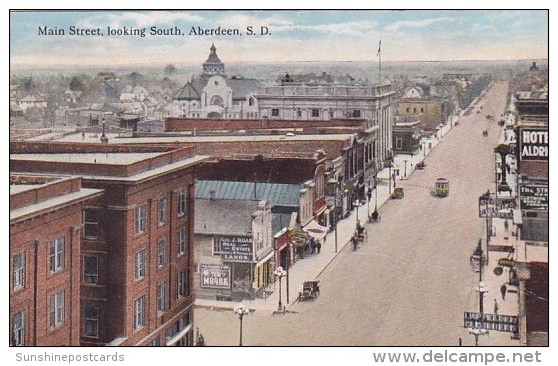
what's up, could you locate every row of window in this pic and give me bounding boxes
[270,108,362,118]
[83,190,188,240]
[11,290,66,346]
[12,237,65,292]
[405,107,425,113]
[12,225,188,292]
[136,191,187,235]
[135,228,187,281]
[12,272,190,345]
[134,270,188,331]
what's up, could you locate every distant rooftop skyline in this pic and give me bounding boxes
[10,10,548,66]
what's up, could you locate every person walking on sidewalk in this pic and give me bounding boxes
[316,241,322,254]
[500,283,507,300]
[494,299,499,314]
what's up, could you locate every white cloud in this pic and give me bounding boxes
[384,17,454,32]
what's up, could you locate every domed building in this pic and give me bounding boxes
[173,44,262,119]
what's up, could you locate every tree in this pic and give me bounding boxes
[164,64,177,76]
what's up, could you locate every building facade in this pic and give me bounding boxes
[10,143,209,346]
[193,199,274,301]
[10,175,102,346]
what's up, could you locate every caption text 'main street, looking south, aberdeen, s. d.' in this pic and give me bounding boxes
[37,25,271,37]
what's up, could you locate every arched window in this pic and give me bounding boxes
[210,95,224,107]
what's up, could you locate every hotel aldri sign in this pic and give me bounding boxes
[218,235,254,262]
[518,128,548,161]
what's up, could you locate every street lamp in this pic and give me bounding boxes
[366,184,372,219]
[274,266,286,312]
[403,159,408,178]
[354,199,362,233]
[234,305,250,346]
[385,150,393,195]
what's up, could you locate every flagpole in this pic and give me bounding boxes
[377,40,382,85]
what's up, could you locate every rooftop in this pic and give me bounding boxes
[10,152,164,165]
[196,180,302,208]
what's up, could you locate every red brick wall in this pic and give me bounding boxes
[10,177,82,210]
[198,158,317,184]
[165,117,365,131]
[10,203,83,346]
[10,141,188,154]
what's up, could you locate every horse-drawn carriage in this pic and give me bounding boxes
[299,280,320,301]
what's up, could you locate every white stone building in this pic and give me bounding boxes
[173,44,261,119]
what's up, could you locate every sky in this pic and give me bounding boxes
[9,10,548,66]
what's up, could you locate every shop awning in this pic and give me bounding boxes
[303,220,328,240]
[255,250,275,267]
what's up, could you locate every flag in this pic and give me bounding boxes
[377,40,381,56]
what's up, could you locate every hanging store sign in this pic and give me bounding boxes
[478,195,517,218]
[519,181,549,211]
[518,128,548,161]
[200,264,231,289]
[218,235,254,262]
[464,312,519,333]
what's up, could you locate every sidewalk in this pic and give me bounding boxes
[195,119,460,315]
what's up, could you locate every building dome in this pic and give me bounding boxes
[203,44,225,76]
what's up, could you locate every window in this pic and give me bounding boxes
[297,109,302,118]
[156,282,166,314]
[12,311,24,346]
[135,203,147,235]
[177,228,186,256]
[83,256,99,284]
[420,108,424,113]
[135,250,146,280]
[157,240,166,267]
[396,138,403,150]
[49,237,65,273]
[311,108,320,118]
[49,291,65,328]
[177,189,186,216]
[406,108,410,113]
[83,210,99,239]
[83,303,99,337]
[13,252,24,290]
[210,95,223,106]
[271,108,279,117]
[157,197,167,226]
[177,270,186,299]
[212,237,221,256]
[413,108,417,113]
[134,296,145,330]
[352,109,361,118]
[148,337,161,346]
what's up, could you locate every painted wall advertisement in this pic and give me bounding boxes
[520,181,549,211]
[218,235,254,262]
[200,264,231,289]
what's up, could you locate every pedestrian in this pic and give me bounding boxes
[494,299,499,314]
[311,241,317,254]
[317,241,322,254]
[458,337,462,347]
[500,283,507,300]
[504,219,509,232]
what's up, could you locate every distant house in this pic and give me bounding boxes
[18,95,47,111]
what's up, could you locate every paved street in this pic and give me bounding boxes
[194,81,516,346]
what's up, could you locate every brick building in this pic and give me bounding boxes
[10,142,209,346]
[10,175,103,346]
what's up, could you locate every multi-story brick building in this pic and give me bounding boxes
[10,175,103,346]
[10,143,209,346]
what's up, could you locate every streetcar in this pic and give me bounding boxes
[434,178,450,197]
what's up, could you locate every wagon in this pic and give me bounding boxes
[299,280,320,301]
